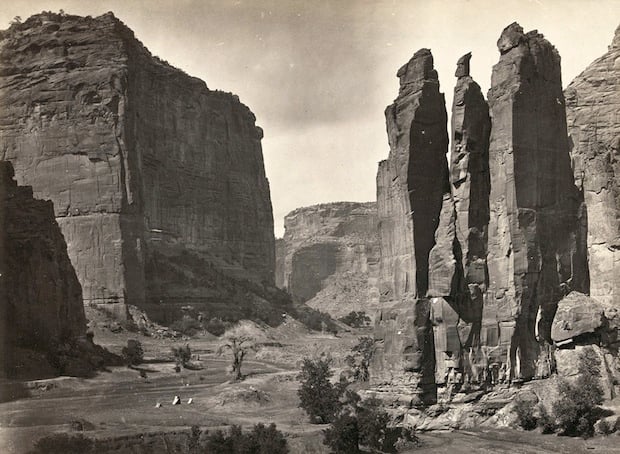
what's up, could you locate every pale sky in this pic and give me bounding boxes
[2,1,619,236]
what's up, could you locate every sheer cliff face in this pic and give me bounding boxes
[372,49,449,404]
[276,202,380,318]
[377,49,449,302]
[486,23,587,380]
[0,161,85,376]
[0,13,275,321]
[565,25,620,308]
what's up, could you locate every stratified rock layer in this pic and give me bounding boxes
[0,13,276,323]
[276,202,380,318]
[0,161,85,376]
[565,24,620,308]
[485,23,587,380]
[372,49,449,404]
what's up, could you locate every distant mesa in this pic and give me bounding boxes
[276,201,380,319]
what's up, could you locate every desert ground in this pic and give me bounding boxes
[1,315,619,454]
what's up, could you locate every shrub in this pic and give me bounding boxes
[205,318,227,336]
[204,423,288,453]
[323,394,410,454]
[323,414,360,453]
[514,398,538,430]
[296,308,338,334]
[29,433,93,454]
[121,339,144,366]
[537,404,556,434]
[171,344,192,368]
[552,347,604,437]
[170,315,202,336]
[344,336,375,382]
[339,311,371,328]
[297,356,345,423]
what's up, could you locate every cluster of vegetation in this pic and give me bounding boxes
[514,347,606,437]
[295,307,339,334]
[338,311,371,328]
[29,433,93,454]
[297,353,416,453]
[204,423,288,453]
[344,336,375,382]
[30,423,289,454]
[122,339,144,366]
[171,344,192,370]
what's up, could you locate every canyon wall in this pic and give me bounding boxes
[0,161,85,377]
[0,12,277,323]
[565,25,620,308]
[276,202,380,318]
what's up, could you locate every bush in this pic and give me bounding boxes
[296,308,338,334]
[204,423,288,453]
[537,404,556,434]
[344,336,375,382]
[171,344,192,368]
[170,315,202,336]
[121,339,144,366]
[29,433,93,454]
[338,311,371,328]
[323,395,411,454]
[323,414,360,453]
[552,347,604,437]
[297,357,345,423]
[514,398,538,430]
[205,318,227,336]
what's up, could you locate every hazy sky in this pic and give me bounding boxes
[2,1,619,236]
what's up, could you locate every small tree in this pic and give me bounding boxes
[323,414,360,453]
[297,356,345,423]
[171,344,192,369]
[217,336,255,381]
[552,347,604,437]
[344,336,375,382]
[122,339,144,366]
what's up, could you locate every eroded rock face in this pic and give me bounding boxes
[485,23,587,380]
[565,25,620,308]
[372,49,449,404]
[276,202,380,318]
[0,161,85,376]
[0,13,276,323]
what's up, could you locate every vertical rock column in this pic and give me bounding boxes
[485,23,586,380]
[565,24,620,308]
[427,53,491,383]
[372,49,449,405]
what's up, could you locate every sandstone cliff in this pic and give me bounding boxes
[0,12,279,324]
[565,24,620,308]
[371,24,593,406]
[276,202,380,318]
[0,160,86,377]
[372,49,449,405]
[485,23,587,381]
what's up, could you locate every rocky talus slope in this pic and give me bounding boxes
[0,12,283,325]
[371,23,617,407]
[565,24,620,308]
[276,202,380,318]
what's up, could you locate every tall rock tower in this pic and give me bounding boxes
[0,12,276,322]
[372,49,449,405]
[485,23,587,380]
